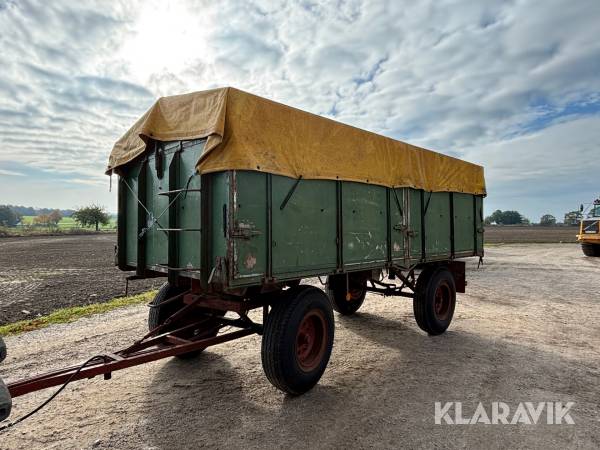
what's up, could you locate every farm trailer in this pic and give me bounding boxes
[0,88,485,423]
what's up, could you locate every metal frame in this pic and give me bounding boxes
[365,267,416,298]
[6,292,266,399]
[7,327,255,398]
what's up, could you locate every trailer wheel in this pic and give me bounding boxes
[413,267,456,335]
[0,376,11,422]
[262,286,334,395]
[0,336,6,363]
[582,243,600,257]
[149,282,223,359]
[326,274,367,315]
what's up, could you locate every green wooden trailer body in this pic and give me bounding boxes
[116,138,484,288]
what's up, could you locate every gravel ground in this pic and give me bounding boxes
[0,244,599,449]
[0,235,162,325]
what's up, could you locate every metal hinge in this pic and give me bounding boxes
[393,224,417,237]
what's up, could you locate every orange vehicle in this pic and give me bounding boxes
[578,198,600,256]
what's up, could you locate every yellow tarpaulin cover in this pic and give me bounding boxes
[108,87,486,195]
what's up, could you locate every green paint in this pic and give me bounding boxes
[476,196,484,253]
[272,177,337,274]
[144,150,170,266]
[176,141,203,270]
[209,171,229,264]
[118,144,484,288]
[124,168,139,266]
[232,171,267,279]
[408,188,423,260]
[453,193,475,254]
[342,182,387,266]
[424,192,452,258]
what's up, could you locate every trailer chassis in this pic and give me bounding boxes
[0,262,463,425]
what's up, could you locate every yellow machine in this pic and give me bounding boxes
[578,198,600,256]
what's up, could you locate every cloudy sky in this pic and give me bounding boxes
[0,0,599,221]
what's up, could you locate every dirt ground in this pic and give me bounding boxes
[1,243,598,449]
[0,235,162,325]
[484,225,579,243]
[0,230,582,325]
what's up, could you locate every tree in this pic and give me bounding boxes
[564,211,582,226]
[500,210,523,225]
[48,209,62,226]
[0,205,20,227]
[485,209,524,225]
[73,205,110,231]
[33,214,51,227]
[540,214,556,226]
[487,209,503,225]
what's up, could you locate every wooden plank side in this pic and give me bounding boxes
[453,193,475,254]
[342,182,388,266]
[231,171,267,280]
[176,142,203,270]
[271,176,337,275]
[424,192,452,258]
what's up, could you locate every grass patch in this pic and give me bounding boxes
[20,215,117,229]
[0,291,156,337]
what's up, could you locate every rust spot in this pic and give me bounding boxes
[245,254,257,269]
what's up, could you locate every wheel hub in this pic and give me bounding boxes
[433,281,451,321]
[296,310,327,372]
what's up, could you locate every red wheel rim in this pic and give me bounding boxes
[295,309,327,372]
[433,281,452,321]
[347,286,363,301]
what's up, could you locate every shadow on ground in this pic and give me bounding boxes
[140,311,597,449]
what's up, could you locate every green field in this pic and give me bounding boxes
[19,215,117,230]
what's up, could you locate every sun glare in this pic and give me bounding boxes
[121,1,214,81]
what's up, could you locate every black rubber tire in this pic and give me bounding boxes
[326,274,367,315]
[148,282,222,359]
[0,376,11,422]
[582,243,600,257]
[261,286,335,395]
[0,336,6,363]
[284,279,302,289]
[148,282,187,331]
[413,267,456,335]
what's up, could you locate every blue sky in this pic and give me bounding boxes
[0,0,599,221]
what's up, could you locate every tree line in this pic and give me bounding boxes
[0,204,111,230]
[2,205,75,217]
[485,209,583,226]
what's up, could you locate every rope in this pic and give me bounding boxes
[121,171,197,239]
[0,355,106,433]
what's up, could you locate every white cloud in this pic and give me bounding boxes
[0,168,25,176]
[0,0,599,218]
